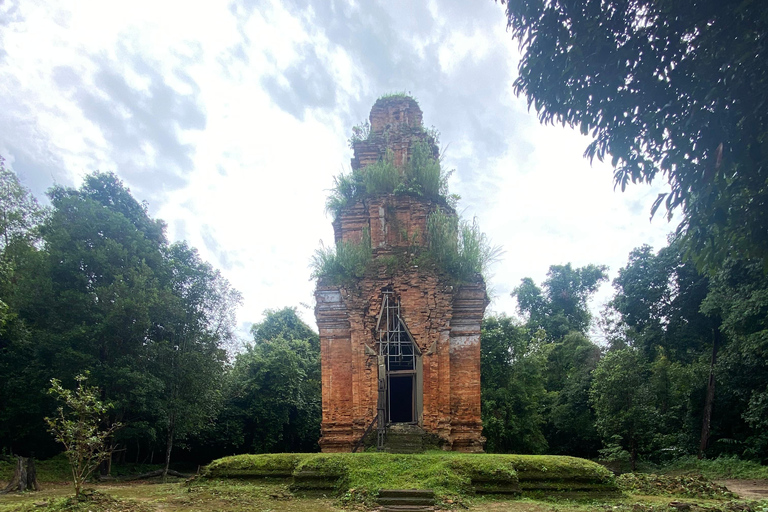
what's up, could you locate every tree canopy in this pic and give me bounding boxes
[513,263,607,339]
[500,0,768,269]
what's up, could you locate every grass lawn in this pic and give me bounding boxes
[2,478,768,512]
[2,454,767,511]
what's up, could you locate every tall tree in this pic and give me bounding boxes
[612,241,720,456]
[0,156,46,251]
[544,331,602,457]
[590,346,701,466]
[152,242,240,479]
[512,263,607,457]
[42,173,166,449]
[590,348,658,470]
[481,315,547,453]
[500,0,768,269]
[220,308,320,454]
[701,258,768,459]
[251,307,318,346]
[0,162,51,456]
[612,242,713,362]
[513,263,608,340]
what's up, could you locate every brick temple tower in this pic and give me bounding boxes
[314,96,488,453]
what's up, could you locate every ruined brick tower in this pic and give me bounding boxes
[315,96,487,453]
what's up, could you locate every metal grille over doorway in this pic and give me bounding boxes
[375,289,420,450]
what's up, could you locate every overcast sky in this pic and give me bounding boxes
[0,0,675,344]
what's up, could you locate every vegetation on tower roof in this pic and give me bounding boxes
[314,101,500,286]
[326,142,455,217]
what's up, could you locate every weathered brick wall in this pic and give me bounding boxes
[316,96,486,453]
[350,96,439,172]
[315,265,486,452]
[334,194,452,250]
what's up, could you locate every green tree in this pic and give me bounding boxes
[500,0,768,269]
[543,331,602,457]
[513,263,608,340]
[0,163,55,455]
[512,264,607,456]
[40,173,166,461]
[590,346,701,467]
[251,307,317,346]
[612,242,713,362]
[481,315,547,453]
[45,374,121,499]
[590,348,657,470]
[701,258,768,459]
[0,156,46,251]
[221,308,320,453]
[152,242,240,479]
[612,241,720,456]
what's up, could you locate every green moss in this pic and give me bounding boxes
[203,452,617,501]
[203,453,301,479]
[501,455,615,482]
[294,454,349,477]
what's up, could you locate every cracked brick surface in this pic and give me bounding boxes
[315,97,487,453]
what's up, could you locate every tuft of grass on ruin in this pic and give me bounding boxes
[312,203,499,286]
[378,91,416,101]
[425,207,502,282]
[310,230,372,286]
[325,143,453,218]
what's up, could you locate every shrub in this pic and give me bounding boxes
[427,208,501,282]
[403,141,444,198]
[364,154,399,196]
[310,230,372,285]
[45,374,121,499]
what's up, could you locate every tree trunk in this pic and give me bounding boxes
[106,443,115,476]
[699,327,721,459]
[162,415,175,482]
[122,469,191,481]
[26,457,39,491]
[0,456,40,493]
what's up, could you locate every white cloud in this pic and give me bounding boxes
[0,0,678,340]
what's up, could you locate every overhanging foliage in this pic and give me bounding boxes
[500,0,768,270]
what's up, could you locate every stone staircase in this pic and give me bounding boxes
[383,424,426,453]
[377,489,435,511]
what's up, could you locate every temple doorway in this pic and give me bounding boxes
[378,289,421,425]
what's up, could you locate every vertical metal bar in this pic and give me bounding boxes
[396,299,401,357]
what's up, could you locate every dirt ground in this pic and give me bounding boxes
[2,479,768,512]
[717,480,768,499]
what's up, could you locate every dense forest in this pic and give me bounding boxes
[1,157,767,471]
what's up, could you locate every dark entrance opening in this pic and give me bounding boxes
[388,375,414,423]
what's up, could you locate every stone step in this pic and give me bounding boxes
[380,424,427,453]
[378,489,435,508]
[380,506,434,512]
[379,489,435,499]
[378,497,435,506]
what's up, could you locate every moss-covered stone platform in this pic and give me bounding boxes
[201,453,617,499]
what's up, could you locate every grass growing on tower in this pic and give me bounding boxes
[310,230,372,286]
